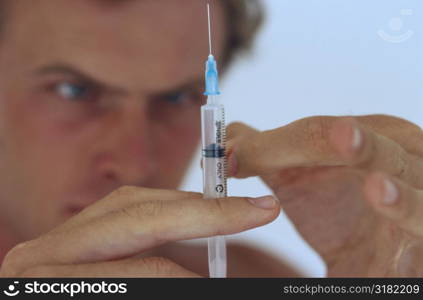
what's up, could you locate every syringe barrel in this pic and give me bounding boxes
[201,97,228,278]
[201,99,227,199]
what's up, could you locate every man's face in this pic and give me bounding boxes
[0,0,226,239]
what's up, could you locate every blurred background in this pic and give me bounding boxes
[182,0,423,276]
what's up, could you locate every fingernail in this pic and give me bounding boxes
[248,196,278,209]
[227,148,238,177]
[382,178,399,205]
[351,126,363,151]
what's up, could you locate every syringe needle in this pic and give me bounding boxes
[207,3,212,55]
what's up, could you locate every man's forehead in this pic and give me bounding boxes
[5,0,226,93]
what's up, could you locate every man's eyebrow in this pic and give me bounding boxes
[34,64,127,95]
[153,78,204,95]
[36,64,98,80]
[35,64,205,95]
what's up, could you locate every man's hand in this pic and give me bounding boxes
[226,114,423,277]
[0,187,280,277]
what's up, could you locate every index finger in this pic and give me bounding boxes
[2,194,280,275]
[61,186,202,230]
[227,117,423,185]
[226,117,345,179]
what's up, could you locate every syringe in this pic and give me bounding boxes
[201,3,227,278]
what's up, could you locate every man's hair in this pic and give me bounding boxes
[221,0,264,69]
[0,0,264,69]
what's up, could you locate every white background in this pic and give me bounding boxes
[181,0,423,276]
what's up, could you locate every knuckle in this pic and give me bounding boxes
[120,199,165,220]
[298,116,336,152]
[142,256,180,275]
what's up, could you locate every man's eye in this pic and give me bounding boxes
[54,82,91,101]
[160,87,205,105]
[162,91,194,105]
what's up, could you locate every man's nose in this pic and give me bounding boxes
[94,101,157,186]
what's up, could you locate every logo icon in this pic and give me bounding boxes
[377,9,414,43]
[3,281,20,297]
[215,184,224,193]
